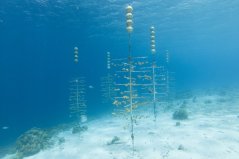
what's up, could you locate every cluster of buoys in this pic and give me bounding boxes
[74,47,79,63]
[150,26,156,53]
[126,5,133,33]
[166,50,169,63]
[107,52,111,69]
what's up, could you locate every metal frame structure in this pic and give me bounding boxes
[69,47,87,124]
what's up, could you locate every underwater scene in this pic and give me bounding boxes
[0,0,239,159]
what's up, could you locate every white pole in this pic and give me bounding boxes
[150,26,157,121]
[126,4,135,154]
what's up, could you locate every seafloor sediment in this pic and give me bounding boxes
[2,90,239,159]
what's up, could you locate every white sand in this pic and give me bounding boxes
[2,93,239,159]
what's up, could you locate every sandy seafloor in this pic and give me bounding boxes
[2,91,239,159]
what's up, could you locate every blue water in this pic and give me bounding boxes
[0,0,239,148]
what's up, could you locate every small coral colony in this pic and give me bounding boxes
[71,5,175,154]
